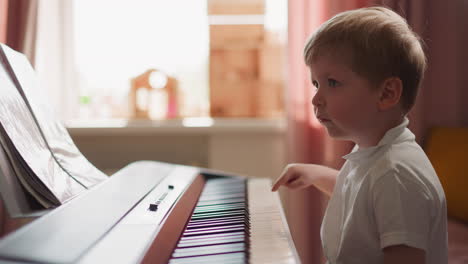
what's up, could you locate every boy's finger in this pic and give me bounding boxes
[271,181,282,192]
[271,172,289,192]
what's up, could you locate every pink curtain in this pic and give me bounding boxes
[5,0,37,64]
[0,0,37,238]
[6,0,29,50]
[285,1,327,263]
[367,0,468,141]
[0,0,7,43]
[286,0,468,263]
[286,1,364,263]
[0,0,8,237]
[413,0,468,142]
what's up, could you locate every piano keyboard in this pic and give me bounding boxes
[170,178,248,263]
[0,161,299,264]
[169,177,297,264]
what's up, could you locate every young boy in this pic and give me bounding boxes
[272,6,447,264]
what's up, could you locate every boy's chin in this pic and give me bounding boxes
[324,127,350,141]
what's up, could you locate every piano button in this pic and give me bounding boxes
[168,184,175,190]
[148,203,158,211]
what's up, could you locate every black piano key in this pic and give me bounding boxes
[195,203,245,210]
[189,212,247,221]
[177,234,245,248]
[182,225,247,237]
[192,210,247,218]
[195,203,245,209]
[183,223,246,234]
[192,208,247,216]
[179,231,245,243]
[188,219,248,229]
[169,177,249,263]
[194,204,245,212]
[172,242,245,258]
[200,189,243,193]
[178,238,247,249]
[193,208,246,216]
[196,198,246,206]
[179,231,244,241]
[182,230,248,239]
[169,252,246,264]
[178,233,244,245]
[188,220,246,228]
[187,219,247,230]
[198,193,245,201]
[187,215,247,224]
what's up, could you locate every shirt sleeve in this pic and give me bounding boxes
[371,171,432,251]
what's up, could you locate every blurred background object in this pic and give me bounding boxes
[130,69,179,120]
[208,0,285,118]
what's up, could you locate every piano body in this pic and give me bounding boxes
[0,43,300,263]
[0,161,299,264]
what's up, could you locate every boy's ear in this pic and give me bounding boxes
[377,77,403,111]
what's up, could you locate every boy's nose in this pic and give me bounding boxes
[312,91,323,106]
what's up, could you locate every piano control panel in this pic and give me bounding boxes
[77,165,201,263]
[148,184,176,212]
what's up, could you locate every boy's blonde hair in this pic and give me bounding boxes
[304,6,426,112]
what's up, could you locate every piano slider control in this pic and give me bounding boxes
[149,184,175,211]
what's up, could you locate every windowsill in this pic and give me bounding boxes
[65,117,287,136]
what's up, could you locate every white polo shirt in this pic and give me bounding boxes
[321,118,448,264]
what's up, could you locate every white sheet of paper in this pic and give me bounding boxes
[0,44,107,206]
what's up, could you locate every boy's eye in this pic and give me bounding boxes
[312,80,319,88]
[328,78,338,87]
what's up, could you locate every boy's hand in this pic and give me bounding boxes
[271,164,315,192]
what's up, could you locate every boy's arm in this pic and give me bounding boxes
[271,164,339,197]
[383,245,425,264]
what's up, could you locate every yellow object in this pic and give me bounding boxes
[425,127,468,223]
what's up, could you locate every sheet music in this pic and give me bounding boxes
[3,44,108,188]
[0,44,107,207]
[0,143,36,214]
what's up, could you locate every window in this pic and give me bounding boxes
[72,0,209,119]
[35,0,287,121]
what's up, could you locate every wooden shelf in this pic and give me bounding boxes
[208,15,264,25]
[66,117,286,136]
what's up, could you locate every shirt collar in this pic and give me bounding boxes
[343,117,414,161]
